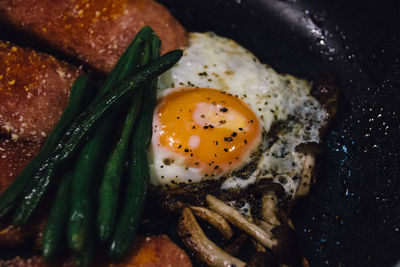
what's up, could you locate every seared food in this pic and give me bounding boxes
[151,33,332,198]
[150,32,337,266]
[109,235,192,267]
[0,41,82,142]
[0,41,82,254]
[0,139,41,195]
[0,236,191,267]
[0,0,187,73]
[0,25,184,266]
[0,1,338,266]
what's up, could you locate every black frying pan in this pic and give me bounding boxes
[156,0,400,266]
[1,0,399,266]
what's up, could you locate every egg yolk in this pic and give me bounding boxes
[152,88,262,176]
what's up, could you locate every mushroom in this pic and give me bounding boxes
[189,205,233,240]
[206,195,278,250]
[207,194,302,266]
[259,185,302,265]
[178,207,245,267]
[294,154,316,199]
[261,191,281,226]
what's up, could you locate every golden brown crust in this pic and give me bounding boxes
[0,41,82,142]
[108,235,192,267]
[0,41,80,255]
[0,236,192,267]
[0,0,188,73]
[0,139,42,195]
[0,256,75,267]
[0,217,44,250]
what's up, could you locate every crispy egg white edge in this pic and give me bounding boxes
[148,32,327,198]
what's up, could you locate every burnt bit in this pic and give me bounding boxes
[153,180,222,208]
[220,107,228,113]
[295,142,321,156]
[162,158,173,166]
[198,71,208,76]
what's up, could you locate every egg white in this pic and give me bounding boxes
[148,32,326,197]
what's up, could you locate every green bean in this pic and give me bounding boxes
[42,171,72,262]
[13,49,182,226]
[108,34,161,260]
[14,50,183,225]
[66,28,154,252]
[96,41,152,243]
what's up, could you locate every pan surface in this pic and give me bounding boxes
[158,0,400,266]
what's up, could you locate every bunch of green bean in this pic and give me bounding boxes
[0,26,182,266]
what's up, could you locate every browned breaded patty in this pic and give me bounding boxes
[0,236,192,267]
[0,256,74,267]
[0,139,41,195]
[0,43,81,251]
[0,41,82,142]
[109,235,192,267]
[0,0,188,73]
[0,215,45,250]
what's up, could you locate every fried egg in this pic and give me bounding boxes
[148,32,326,197]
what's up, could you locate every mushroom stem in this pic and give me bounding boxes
[178,207,246,267]
[251,239,266,252]
[190,205,233,240]
[261,191,281,226]
[294,154,315,198]
[206,195,278,249]
[279,210,295,230]
[255,218,274,234]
